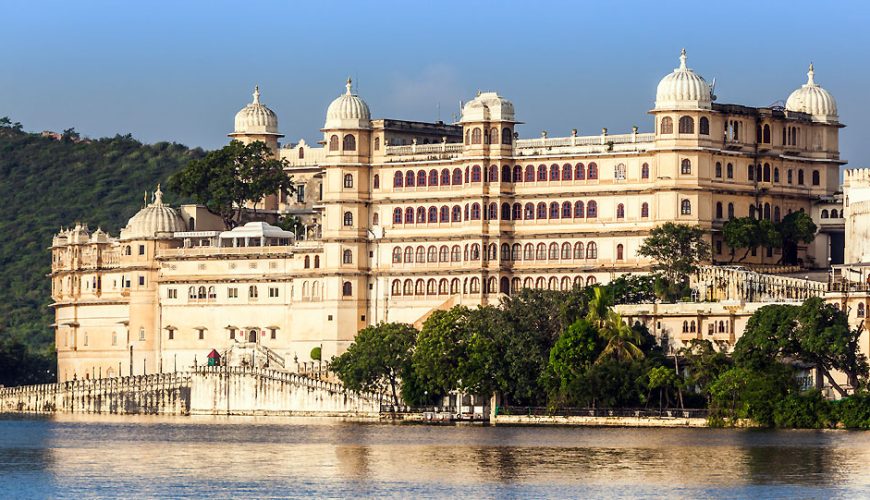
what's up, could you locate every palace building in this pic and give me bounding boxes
[50,51,847,382]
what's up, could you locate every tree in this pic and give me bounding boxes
[722,217,780,262]
[596,311,645,364]
[606,275,656,305]
[331,322,417,406]
[708,365,795,426]
[679,339,732,404]
[541,319,601,404]
[637,223,710,289]
[586,286,612,328]
[411,307,472,398]
[776,211,817,265]
[170,140,292,228]
[647,365,679,410]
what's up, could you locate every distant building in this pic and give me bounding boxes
[50,51,847,382]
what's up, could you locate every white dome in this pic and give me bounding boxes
[785,64,838,122]
[460,91,515,123]
[324,79,371,130]
[120,186,186,240]
[655,49,713,110]
[232,86,280,136]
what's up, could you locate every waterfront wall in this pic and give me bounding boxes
[493,414,709,428]
[0,367,386,417]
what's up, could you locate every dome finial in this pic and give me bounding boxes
[807,63,815,86]
[346,77,352,95]
[679,48,687,70]
[253,85,261,104]
[153,184,164,206]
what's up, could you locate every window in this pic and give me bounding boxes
[197,286,206,299]
[562,163,573,181]
[774,168,780,183]
[138,244,145,255]
[562,201,572,218]
[586,242,598,259]
[821,209,829,219]
[574,242,584,259]
[615,163,626,180]
[471,128,482,144]
[762,124,771,144]
[406,170,415,187]
[678,116,694,134]
[616,204,625,219]
[537,165,547,181]
[575,163,585,180]
[342,249,352,264]
[502,128,512,144]
[858,303,865,318]
[394,171,403,188]
[812,170,820,186]
[269,287,279,298]
[249,286,258,298]
[641,163,649,179]
[329,135,339,151]
[452,168,463,185]
[715,162,722,178]
[138,276,145,286]
[514,165,523,182]
[680,159,692,175]
[641,202,649,218]
[550,164,559,181]
[343,174,353,188]
[525,165,535,182]
[587,201,597,218]
[550,202,560,219]
[727,163,733,179]
[342,134,356,151]
[489,165,498,182]
[228,287,238,298]
[748,165,755,181]
[798,169,805,185]
[393,208,402,224]
[139,327,145,341]
[342,282,352,297]
[536,202,546,219]
[452,205,461,222]
[616,244,624,260]
[167,288,177,299]
[681,199,692,215]
[699,117,709,135]
[471,165,482,182]
[716,202,723,219]
[787,169,793,184]
[660,116,673,134]
[471,203,481,220]
[763,163,770,182]
[587,163,598,179]
[343,211,353,226]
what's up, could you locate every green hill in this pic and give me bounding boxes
[0,118,204,383]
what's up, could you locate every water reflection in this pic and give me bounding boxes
[0,415,868,498]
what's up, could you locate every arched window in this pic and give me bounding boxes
[748,164,755,181]
[615,163,626,180]
[524,203,535,220]
[439,245,449,262]
[549,164,559,181]
[314,256,320,268]
[426,169,437,187]
[749,205,757,219]
[342,249,353,264]
[562,163,573,181]
[858,303,866,318]
[502,164,512,183]
[715,162,722,178]
[452,168,463,185]
[756,164,762,182]
[831,209,838,218]
[536,202,547,219]
[549,242,559,259]
[774,168,780,183]
[524,243,534,260]
[587,162,598,179]
[329,135,339,151]
[417,207,426,223]
[342,134,356,151]
[394,171,403,188]
[678,116,694,134]
[641,202,649,218]
[716,202,723,219]
[774,206,781,222]
[374,138,380,151]
[488,165,498,182]
[404,279,413,295]
[249,285,258,298]
[489,202,498,220]
[682,321,689,333]
[821,209,829,219]
[727,203,734,219]
[343,173,354,188]
[304,255,310,268]
[574,201,584,218]
[812,170,820,186]
[762,124,771,144]
[406,170,415,187]
[549,202,560,219]
[489,128,498,145]
[512,203,522,220]
[470,243,481,260]
[660,116,673,134]
[681,199,692,215]
[586,242,598,259]
[537,164,547,181]
[616,244,624,260]
[471,128,482,144]
[428,206,438,223]
[562,201,572,218]
[440,168,450,185]
[574,242,584,259]
[616,203,625,219]
[798,169,805,185]
[787,169,793,184]
[392,280,401,296]
[471,165,482,182]
[699,116,710,135]
[681,159,692,175]
[587,201,597,218]
[451,245,461,262]
[198,286,206,299]
[502,127,512,144]
[727,163,733,179]
[524,165,535,182]
[343,211,353,226]
[404,207,414,224]
[513,165,523,182]
[415,246,425,263]
[763,163,771,182]
[641,163,650,179]
[501,203,511,220]
[392,247,402,263]
[342,281,353,297]
[439,279,448,295]
[536,243,546,260]
[575,163,585,180]
[561,242,571,259]
[764,203,771,220]
[471,203,481,220]
[416,170,426,187]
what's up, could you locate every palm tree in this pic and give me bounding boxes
[586,286,612,328]
[596,311,645,364]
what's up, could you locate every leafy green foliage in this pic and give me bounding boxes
[330,322,417,406]
[607,275,656,305]
[170,140,292,228]
[722,212,816,265]
[0,119,204,374]
[310,346,321,361]
[832,392,870,429]
[0,336,56,386]
[637,223,710,298]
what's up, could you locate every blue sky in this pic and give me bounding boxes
[2,0,869,166]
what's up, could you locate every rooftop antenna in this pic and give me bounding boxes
[437,102,441,122]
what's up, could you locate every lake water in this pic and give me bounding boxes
[1,414,869,499]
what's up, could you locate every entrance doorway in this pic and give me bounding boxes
[248,329,258,343]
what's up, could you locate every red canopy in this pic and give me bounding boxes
[206,349,221,359]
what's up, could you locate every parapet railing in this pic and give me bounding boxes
[497,406,709,419]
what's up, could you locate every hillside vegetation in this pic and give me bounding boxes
[0,118,203,381]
